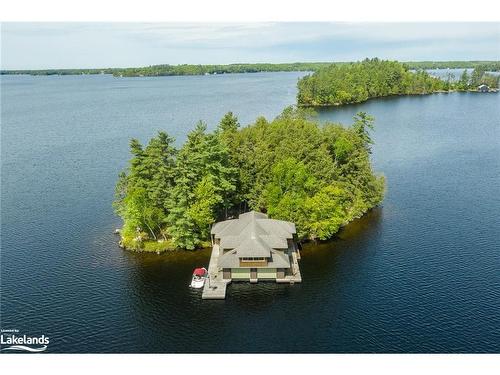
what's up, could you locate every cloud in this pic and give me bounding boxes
[117,22,500,48]
[2,22,499,69]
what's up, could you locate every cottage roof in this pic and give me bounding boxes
[212,211,296,261]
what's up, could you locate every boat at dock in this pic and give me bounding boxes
[190,268,208,289]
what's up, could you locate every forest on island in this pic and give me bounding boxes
[297,58,499,106]
[113,108,385,251]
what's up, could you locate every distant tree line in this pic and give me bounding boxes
[110,63,334,77]
[297,58,499,106]
[113,108,385,251]
[407,61,500,71]
[0,68,116,76]
[2,60,499,77]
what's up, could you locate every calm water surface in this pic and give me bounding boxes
[1,73,499,353]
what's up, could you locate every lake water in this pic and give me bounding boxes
[412,68,500,81]
[1,73,499,353]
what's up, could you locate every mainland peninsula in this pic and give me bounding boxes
[297,58,499,107]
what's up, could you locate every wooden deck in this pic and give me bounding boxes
[202,244,230,299]
[202,278,228,299]
[277,250,302,283]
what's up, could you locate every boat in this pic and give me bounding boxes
[190,267,208,289]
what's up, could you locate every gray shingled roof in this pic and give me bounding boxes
[213,211,296,268]
[212,211,295,237]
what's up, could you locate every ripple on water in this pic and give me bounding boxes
[1,76,499,352]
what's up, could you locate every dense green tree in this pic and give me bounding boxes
[352,112,375,153]
[303,184,352,240]
[217,111,240,134]
[164,122,237,249]
[297,59,449,106]
[113,133,176,245]
[115,108,385,251]
[187,176,223,239]
[263,158,317,236]
[142,132,176,208]
[121,186,167,242]
[231,108,384,240]
[470,68,485,87]
[113,171,129,219]
[216,112,242,211]
[164,123,208,249]
[458,70,470,90]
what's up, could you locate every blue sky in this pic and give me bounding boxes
[1,22,499,69]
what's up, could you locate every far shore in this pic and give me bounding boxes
[2,60,499,77]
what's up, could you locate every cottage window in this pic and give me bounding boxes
[240,257,266,262]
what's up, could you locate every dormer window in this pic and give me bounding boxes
[240,257,266,262]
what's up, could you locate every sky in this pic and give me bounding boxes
[1,22,499,69]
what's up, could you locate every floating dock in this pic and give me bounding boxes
[202,244,230,299]
[276,248,302,283]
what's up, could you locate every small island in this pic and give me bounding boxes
[113,107,385,252]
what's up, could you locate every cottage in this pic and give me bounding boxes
[478,84,490,92]
[210,211,301,283]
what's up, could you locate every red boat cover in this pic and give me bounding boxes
[193,268,206,276]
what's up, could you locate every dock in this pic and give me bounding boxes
[277,246,302,283]
[202,244,230,299]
